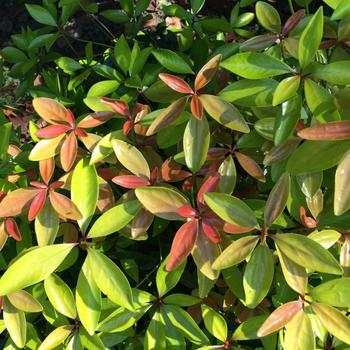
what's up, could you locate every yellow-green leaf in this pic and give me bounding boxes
[38,325,74,350]
[0,244,75,296]
[335,150,350,215]
[112,139,150,179]
[35,200,59,246]
[135,186,189,221]
[29,134,65,161]
[7,290,43,313]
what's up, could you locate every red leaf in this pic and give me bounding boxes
[190,95,203,120]
[66,109,75,127]
[39,158,55,185]
[122,119,134,136]
[49,181,64,190]
[36,125,71,139]
[75,128,88,137]
[28,190,47,221]
[159,73,194,94]
[207,147,229,160]
[166,220,198,271]
[30,181,47,189]
[60,132,78,172]
[178,205,197,218]
[100,97,129,116]
[112,175,150,189]
[197,173,220,205]
[282,9,305,36]
[150,167,159,184]
[0,192,6,203]
[4,218,21,241]
[201,218,220,243]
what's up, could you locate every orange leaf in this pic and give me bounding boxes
[223,222,254,234]
[190,95,204,120]
[0,188,41,218]
[235,152,266,182]
[49,191,82,220]
[257,301,303,337]
[77,111,114,128]
[161,158,191,182]
[297,121,350,141]
[159,73,194,94]
[166,220,198,271]
[194,54,222,92]
[32,97,69,125]
[39,158,55,185]
[60,132,78,172]
[97,183,115,213]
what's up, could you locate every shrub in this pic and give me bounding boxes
[1,0,350,349]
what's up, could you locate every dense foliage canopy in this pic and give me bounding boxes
[1,0,350,349]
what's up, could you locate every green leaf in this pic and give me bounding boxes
[76,259,101,336]
[312,303,350,345]
[163,294,201,306]
[164,304,209,345]
[335,150,350,215]
[218,155,237,194]
[1,48,27,63]
[0,123,13,159]
[97,305,150,333]
[3,298,27,348]
[204,192,259,228]
[284,310,315,350]
[0,244,75,296]
[114,35,131,74]
[264,172,290,228]
[156,256,186,297]
[276,246,307,295]
[311,61,350,85]
[232,315,267,340]
[307,229,340,249]
[44,273,77,319]
[243,244,274,309]
[298,7,323,68]
[87,200,141,238]
[274,95,301,145]
[25,4,57,26]
[100,9,129,23]
[221,52,290,79]
[87,248,134,311]
[273,233,343,275]
[309,278,350,307]
[72,158,98,234]
[78,327,104,350]
[286,140,350,175]
[183,116,210,173]
[87,80,120,97]
[199,95,249,132]
[201,304,227,342]
[191,0,206,14]
[145,311,166,350]
[152,49,193,74]
[219,79,278,107]
[35,200,59,246]
[331,0,350,20]
[55,57,83,74]
[272,76,300,106]
[255,1,281,33]
[112,139,150,179]
[135,186,189,221]
[212,235,259,270]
